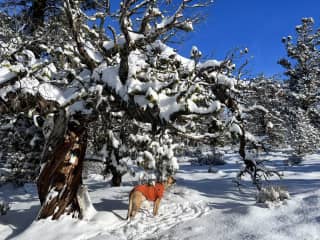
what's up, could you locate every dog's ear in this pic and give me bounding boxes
[171,177,176,184]
[167,176,176,185]
[172,177,176,184]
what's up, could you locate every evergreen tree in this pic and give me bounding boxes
[279,18,320,155]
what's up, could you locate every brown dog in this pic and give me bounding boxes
[127,176,176,219]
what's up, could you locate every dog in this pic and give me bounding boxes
[127,176,176,219]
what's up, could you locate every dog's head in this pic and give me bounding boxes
[164,176,176,188]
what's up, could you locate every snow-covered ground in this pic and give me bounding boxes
[1,150,320,240]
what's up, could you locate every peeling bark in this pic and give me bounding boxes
[37,111,88,220]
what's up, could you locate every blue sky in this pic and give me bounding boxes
[175,0,320,77]
[3,0,318,77]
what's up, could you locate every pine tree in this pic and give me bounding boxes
[279,17,320,155]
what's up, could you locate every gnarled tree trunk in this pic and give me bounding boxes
[37,110,88,220]
[30,0,47,32]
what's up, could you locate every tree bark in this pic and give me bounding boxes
[110,167,122,187]
[37,111,88,220]
[30,0,47,31]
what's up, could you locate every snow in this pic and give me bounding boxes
[84,42,103,63]
[158,93,181,121]
[256,186,290,206]
[245,131,257,143]
[207,72,236,90]
[45,189,59,203]
[149,7,161,16]
[38,83,66,105]
[143,151,155,169]
[198,59,221,69]
[267,121,274,129]
[22,50,36,66]
[69,154,78,165]
[1,150,320,240]
[102,36,126,51]
[0,67,16,85]
[129,134,151,144]
[97,40,228,123]
[230,122,243,135]
[128,31,144,42]
[156,16,175,29]
[77,185,97,220]
[13,50,36,67]
[0,67,89,115]
[107,130,120,149]
[187,99,221,114]
[98,65,127,101]
[190,45,202,58]
[148,40,194,72]
[243,104,269,113]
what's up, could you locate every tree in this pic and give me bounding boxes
[0,0,279,220]
[1,0,230,220]
[0,113,43,185]
[238,76,288,148]
[279,17,320,109]
[279,17,320,155]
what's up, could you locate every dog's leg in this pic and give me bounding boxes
[131,201,138,218]
[153,198,161,216]
[127,193,133,220]
[131,194,142,218]
[129,191,144,219]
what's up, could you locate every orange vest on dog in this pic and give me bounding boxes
[134,183,164,201]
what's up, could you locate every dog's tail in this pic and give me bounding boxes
[127,191,133,220]
[112,210,127,221]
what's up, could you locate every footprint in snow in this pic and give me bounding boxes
[112,197,210,240]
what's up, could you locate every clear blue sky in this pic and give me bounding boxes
[175,0,320,77]
[4,0,318,77]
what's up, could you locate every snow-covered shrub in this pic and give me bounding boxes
[93,129,133,186]
[256,186,290,206]
[195,150,225,166]
[135,132,179,182]
[286,154,303,166]
[208,166,221,173]
[0,114,43,184]
[0,199,9,215]
[82,159,105,178]
[87,112,180,185]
